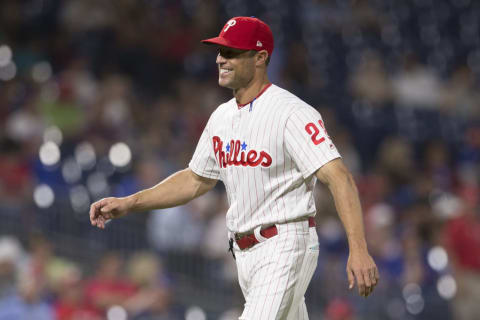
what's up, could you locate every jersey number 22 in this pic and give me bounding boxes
[305,120,329,145]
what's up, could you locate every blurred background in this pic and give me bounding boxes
[1,0,480,319]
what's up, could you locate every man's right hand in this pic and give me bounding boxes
[89,197,132,229]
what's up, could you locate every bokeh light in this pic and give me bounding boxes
[430,190,462,219]
[109,142,132,168]
[185,306,207,320]
[402,283,425,315]
[43,126,63,145]
[75,142,96,170]
[427,246,448,272]
[405,294,425,315]
[318,217,342,242]
[32,61,53,83]
[219,309,242,320]
[437,275,457,300]
[86,172,108,197]
[402,283,422,300]
[62,157,82,184]
[39,141,61,167]
[106,305,127,320]
[368,203,394,228]
[0,45,12,67]
[0,61,17,81]
[69,185,90,213]
[33,184,55,209]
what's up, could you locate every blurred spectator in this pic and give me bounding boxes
[53,265,99,320]
[445,193,480,320]
[391,53,442,109]
[0,237,24,298]
[365,203,403,282]
[441,65,480,120]
[375,136,415,191]
[124,252,174,319]
[22,233,78,298]
[0,273,54,320]
[84,252,136,317]
[422,140,453,191]
[0,236,54,320]
[0,138,33,204]
[349,50,392,106]
[147,192,214,254]
[147,205,203,254]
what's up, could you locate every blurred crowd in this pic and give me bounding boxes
[1,0,480,319]
[0,235,174,319]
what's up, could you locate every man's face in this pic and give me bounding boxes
[216,46,257,89]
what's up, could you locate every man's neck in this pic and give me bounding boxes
[233,74,270,105]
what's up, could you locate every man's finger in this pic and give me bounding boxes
[99,215,107,229]
[354,269,366,296]
[362,269,372,297]
[347,267,355,290]
[374,267,380,283]
[90,202,100,221]
[101,201,115,214]
[97,214,105,224]
[367,267,380,296]
[369,268,377,286]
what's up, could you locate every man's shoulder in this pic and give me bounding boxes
[267,85,314,113]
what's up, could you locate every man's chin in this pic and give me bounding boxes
[218,79,234,89]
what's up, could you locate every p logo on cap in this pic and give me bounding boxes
[224,19,237,32]
[201,16,274,56]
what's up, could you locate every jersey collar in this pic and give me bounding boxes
[236,83,272,109]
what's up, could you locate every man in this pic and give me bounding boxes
[90,16,379,319]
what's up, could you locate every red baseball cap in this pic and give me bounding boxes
[201,16,274,56]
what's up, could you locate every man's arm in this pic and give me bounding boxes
[315,158,379,297]
[89,168,217,229]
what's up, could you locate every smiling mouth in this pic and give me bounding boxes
[219,68,233,75]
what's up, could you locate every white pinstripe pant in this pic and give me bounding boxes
[234,219,319,320]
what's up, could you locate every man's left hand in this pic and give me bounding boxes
[346,250,379,297]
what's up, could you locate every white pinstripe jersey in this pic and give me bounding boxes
[189,84,341,233]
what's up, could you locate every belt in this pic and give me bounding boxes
[235,217,316,250]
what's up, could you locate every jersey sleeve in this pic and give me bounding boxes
[189,117,221,180]
[284,106,341,179]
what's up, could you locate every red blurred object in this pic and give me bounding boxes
[325,298,354,320]
[446,212,480,271]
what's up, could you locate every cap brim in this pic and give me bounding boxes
[201,37,251,51]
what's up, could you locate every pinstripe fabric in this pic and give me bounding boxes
[236,220,319,320]
[189,84,341,234]
[189,84,338,318]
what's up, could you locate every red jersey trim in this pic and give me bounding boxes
[237,83,272,109]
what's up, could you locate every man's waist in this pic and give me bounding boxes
[233,216,316,250]
[229,215,316,235]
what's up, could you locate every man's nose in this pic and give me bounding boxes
[216,53,227,64]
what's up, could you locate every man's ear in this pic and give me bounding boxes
[256,50,269,66]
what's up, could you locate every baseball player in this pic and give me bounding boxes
[90,16,379,319]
